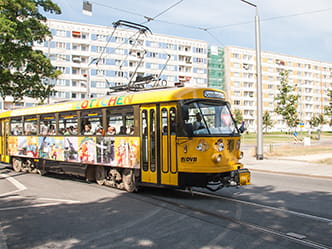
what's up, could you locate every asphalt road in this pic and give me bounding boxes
[0,166,331,249]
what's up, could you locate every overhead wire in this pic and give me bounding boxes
[209,7,332,30]
[142,0,184,23]
[88,1,332,49]
[89,1,332,32]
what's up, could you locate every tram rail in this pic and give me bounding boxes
[123,188,331,249]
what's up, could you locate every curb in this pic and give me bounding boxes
[248,168,332,180]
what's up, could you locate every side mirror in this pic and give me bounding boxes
[239,121,246,134]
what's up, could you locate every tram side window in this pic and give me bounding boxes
[106,108,134,135]
[141,110,148,171]
[59,112,78,135]
[24,116,37,135]
[11,117,23,135]
[40,114,56,136]
[170,107,176,135]
[161,108,168,135]
[81,110,103,135]
[162,108,176,135]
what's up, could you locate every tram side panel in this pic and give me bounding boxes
[7,135,141,172]
[0,119,11,163]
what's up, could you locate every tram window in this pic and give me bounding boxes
[126,114,135,135]
[40,114,56,136]
[81,110,103,135]
[24,116,37,135]
[11,117,23,135]
[59,112,78,135]
[150,109,156,172]
[106,108,134,135]
[170,107,176,135]
[161,108,168,135]
[141,110,148,171]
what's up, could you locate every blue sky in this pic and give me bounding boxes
[44,0,332,62]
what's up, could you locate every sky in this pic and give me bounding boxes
[43,0,332,62]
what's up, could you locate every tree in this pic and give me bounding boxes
[308,115,320,129]
[309,113,325,140]
[262,110,273,133]
[274,70,300,131]
[232,108,243,124]
[0,0,61,103]
[325,89,332,126]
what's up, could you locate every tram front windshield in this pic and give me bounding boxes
[183,101,238,136]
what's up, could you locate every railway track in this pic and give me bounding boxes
[125,188,332,249]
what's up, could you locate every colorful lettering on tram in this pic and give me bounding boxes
[75,95,134,110]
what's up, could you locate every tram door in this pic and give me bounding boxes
[140,104,178,186]
[141,105,158,184]
[0,119,10,163]
[160,103,178,186]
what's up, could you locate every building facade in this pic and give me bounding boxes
[0,19,208,110]
[208,46,225,90]
[218,46,332,132]
[1,19,331,133]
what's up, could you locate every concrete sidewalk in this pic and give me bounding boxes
[242,151,332,179]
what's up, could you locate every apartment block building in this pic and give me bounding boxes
[208,46,225,90]
[2,19,331,133]
[215,46,332,132]
[0,19,208,110]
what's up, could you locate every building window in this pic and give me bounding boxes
[56,42,66,49]
[195,47,204,53]
[97,69,105,76]
[233,53,240,59]
[56,29,67,37]
[96,34,107,41]
[56,79,66,86]
[96,81,106,88]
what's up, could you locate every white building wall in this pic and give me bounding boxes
[223,46,332,132]
[32,19,208,103]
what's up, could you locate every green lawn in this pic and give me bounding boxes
[241,132,332,162]
[241,131,332,145]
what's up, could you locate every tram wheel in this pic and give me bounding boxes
[122,169,137,192]
[12,158,23,172]
[95,166,106,185]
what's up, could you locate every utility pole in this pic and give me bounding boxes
[240,0,263,160]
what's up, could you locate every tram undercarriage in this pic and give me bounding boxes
[179,168,251,192]
[10,156,250,193]
[10,156,140,192]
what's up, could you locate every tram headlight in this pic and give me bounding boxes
[236,140,241,150]
[214,139,224,152]
[238,151,244,159]
[212,153,222,163]
[196,139,209,152]
[196,143,203,151]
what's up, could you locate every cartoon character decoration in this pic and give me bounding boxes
[64,137,78,161]
[96,137,139,168]
[78,137,96,163]
[38,137,64,160]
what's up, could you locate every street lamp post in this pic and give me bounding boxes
[240,0,264,160]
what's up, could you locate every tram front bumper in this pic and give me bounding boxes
[236,168,251,186]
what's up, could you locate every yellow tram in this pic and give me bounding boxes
[0,87,250,192]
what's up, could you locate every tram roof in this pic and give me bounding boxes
[0,87,226,118]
